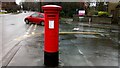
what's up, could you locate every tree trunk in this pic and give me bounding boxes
[111,8,119,24]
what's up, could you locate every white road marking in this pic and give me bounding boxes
[78,49,83,55]
[59,32,101,35]
[100,34,104,36]
[26,24,33,35]
[14,24,38,41]
[32,32,35,35]
[78,49,94,66]
[73,28,80,31]
[34,24,37,31]
[32,24,37,35]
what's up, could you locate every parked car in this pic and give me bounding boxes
[78,10,85,16]
[24,12,45,25]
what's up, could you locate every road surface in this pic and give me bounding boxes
[0,13,119,67]
[0,12,34,66]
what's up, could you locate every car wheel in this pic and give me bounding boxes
[25,19,29,24]
[40,21,44,26]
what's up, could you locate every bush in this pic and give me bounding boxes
[94,11,98,15]
[87,10,98,16]
[98,11,109,17]
[60,10,65,17]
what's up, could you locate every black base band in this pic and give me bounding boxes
[44,51,59,67]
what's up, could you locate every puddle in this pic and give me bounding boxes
[75,34,98,38]
[10,24,15,25]
[59,34,77,40]
[111,30,119,33]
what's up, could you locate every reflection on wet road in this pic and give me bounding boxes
[2,17,119,66]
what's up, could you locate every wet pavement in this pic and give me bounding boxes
[0,14,2,68]
[1,12,34,61]
[1,20,119,67]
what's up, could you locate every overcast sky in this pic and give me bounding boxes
[15,0,22,5]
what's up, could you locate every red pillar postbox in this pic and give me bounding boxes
[42,5,62,67]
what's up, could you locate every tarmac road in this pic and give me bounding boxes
[0,13,2,67]
[1,13,119,67]
[1,12,36,57]
[2,22,119,67]
[0,12,34,67]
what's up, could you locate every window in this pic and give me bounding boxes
[39,14,44,18]
[31,13,39,17]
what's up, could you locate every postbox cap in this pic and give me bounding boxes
[42,5,62,11]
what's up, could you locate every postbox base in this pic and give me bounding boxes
[44,51,58,67]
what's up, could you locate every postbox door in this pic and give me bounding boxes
[44,14,59,52]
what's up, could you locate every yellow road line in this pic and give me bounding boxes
[14,34,32,41]
[30,31,101,35]
[14,31,101,41]
[59,32,101,35]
